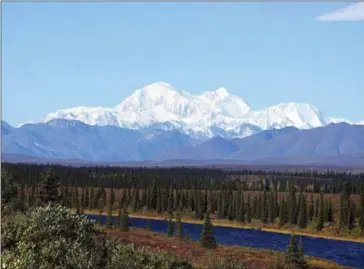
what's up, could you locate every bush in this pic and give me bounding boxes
[1,204,194,269]
[106,243,193,269]
[1,204,107,269]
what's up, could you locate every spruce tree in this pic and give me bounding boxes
[38,169,60,204]
[261,190,268,224]
[252,196,257,220]
[327,199,334,223]
[146,219,152,231]
[200,211,217,249]
[167,188,174,214]
[308,193,314,222]
[315,196,320,220]
[119,209,129,232]
[246,195,252,223]
[359,188,364,231]
[256,195,262,220]
[90,187,95,209]
[150,180,158,210]
[167,218,174,237]
[238,194,245,223]
[110,187,116,208]
[339,193,345,229]
[285,234,299,265]
[175,211,184,239]
[279,198,287,226]
[85,187,90,209]
[298,195,307,229]
[348,201,356,230]
[156,190,163,214]
[1,169,18,206]
[315,192,324,231]
[226,192,234,221]
[288,185,297,225]
[296,238,308,269]
[106,202,113,228]
[131,188,139,212]
[81,187,85,209]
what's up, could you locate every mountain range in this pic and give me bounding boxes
[2,119,364,164]
[3,82,364,165]
[25,82,363,140]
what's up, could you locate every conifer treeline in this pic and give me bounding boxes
[3,162,364,194]
[4,163,364,234]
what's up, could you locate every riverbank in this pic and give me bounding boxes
[104,227,355,269]
[78,209,364,244]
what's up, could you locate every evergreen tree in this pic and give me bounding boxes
[339,193,345,229]
[1,169,18,205]
[315,192,324,231]
[167,188,174,214]
[195,190,203,220]
[348,201,356,230]
[119,209,129,232]
[308,193,314,222]
[85,187,90,209]
[315,196,320,220]
[238,193,245,223]
[268,191,274,223]
[167,219,174,237]
[246,195,252,223]
[38,169,60,204]
[296,238,308,269]
[146,219,152,231]
[226,191,234,221]
[80,187,85,208]
[117,206,122,228]
[150,180,158,210]
[359,188,364,231]
[279,198,287,226]
[131,188,139,212]
[252,196,257,220]
[288,185,297,225]
[156,190,163,214]
[326,199,334,223]
[110,187,116,208]
[90,187,95,209]
[285,234,299,265]
[256,195,262,220]
[298,195,307,229]
[175,211,184,239]
[119,189,126,210]
[106,202,113,228]
[261,190,268,224]
[200,211,217,249]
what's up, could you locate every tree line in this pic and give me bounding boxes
[3,164,364,235]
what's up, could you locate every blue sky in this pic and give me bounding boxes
[3,2,364,126]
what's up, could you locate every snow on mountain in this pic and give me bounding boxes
[356,120,364,125]
[327,117,352,124]
[39,82,334,138]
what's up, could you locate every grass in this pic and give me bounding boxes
[103,227,356,269]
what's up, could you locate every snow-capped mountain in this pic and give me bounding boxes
[327,118,352,124]
[38,82,350,139]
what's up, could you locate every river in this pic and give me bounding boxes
[86,214,364,269]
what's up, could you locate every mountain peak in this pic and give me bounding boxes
[215,87,229,95]
[36,82,351,138]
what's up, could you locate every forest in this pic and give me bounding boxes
[2,162,364,269]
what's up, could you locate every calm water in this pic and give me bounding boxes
[86,214,364,269]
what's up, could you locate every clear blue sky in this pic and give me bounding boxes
[3,2,364,126]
